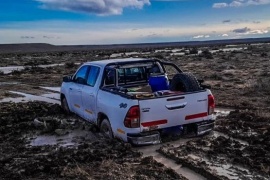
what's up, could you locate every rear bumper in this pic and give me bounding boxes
[127,120,214,145]
[127,131,161,145]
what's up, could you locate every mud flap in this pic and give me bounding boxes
[196,121,215,136]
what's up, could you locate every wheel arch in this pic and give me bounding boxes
[97,112,109,127]
[60,93,65,101]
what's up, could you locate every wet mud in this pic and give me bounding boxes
[0,102,183,179]
[158,109,270,180]
[158,133,270,179]
[1,43,270,179]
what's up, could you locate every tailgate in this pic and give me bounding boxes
[139,91,210,131]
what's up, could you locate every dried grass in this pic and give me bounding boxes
[245,77,270,92]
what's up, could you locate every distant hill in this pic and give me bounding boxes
[0,37,270,54]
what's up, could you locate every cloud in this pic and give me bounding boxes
[43,35,59,39]
[230,1,242,7]
[1,19,270,45]
[232,27,251,33]
[213,0,270,8]
[232,27,268,35]
[222,20,231,23]
[213,3,228,8]
[193,35,210,39]
[222,33,229,36]
[21,36,35,39]
[35,0,150,15]
[151,0,187,1]
[247,29,269,34]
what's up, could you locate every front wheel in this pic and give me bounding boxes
[100,118,114,139]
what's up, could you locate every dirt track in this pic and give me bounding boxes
[0,43,270,179]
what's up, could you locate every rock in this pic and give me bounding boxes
[33,118,44,127]
[54,129,68,136]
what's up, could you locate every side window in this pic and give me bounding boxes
[73,66,88,84]
[87,66,100,87]
[104,69,115,85]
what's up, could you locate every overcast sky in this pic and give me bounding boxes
[0,0,269,45]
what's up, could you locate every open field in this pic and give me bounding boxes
[0,42,270,179]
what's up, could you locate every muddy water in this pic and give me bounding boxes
[135,129,238,180]
[40,86,61,92]
[29,130,98,147]
[0,63,64,74]
[0,82,21,85]
[136,137,206,180]
[0,91,60,104]
[215,108,233,117]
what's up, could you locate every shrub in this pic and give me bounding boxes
[200,49,213,59]
[261,52,268,57]
[11,69,22,75]
[189,47,198,54]
[247,77,270,92]
[65,61,75,68]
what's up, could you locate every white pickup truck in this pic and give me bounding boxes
[60,58,215,145]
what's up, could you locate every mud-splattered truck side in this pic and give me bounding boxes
[60,58,215,145]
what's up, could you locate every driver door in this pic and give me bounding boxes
[82,65,100,122]
[69,65,89,117]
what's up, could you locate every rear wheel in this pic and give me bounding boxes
[169,73,201,92]
[100,118,113,139]
[61,96,71,114]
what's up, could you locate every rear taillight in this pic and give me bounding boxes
[208,94,215,115]
[124,105,140,128]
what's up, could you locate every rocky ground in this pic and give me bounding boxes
[0,43,269,179]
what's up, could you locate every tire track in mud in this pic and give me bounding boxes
[135,138,207,180]
[134,109,236,179]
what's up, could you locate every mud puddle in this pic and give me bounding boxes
[136,137,206,180]
[214,108,234,117]
[29,129,99,147]
[158,134,270,180]
[40,86,60,92]
[0,91,60,104]
[135,130,239,180]
[0,82,21,85]
[0,63,64,74]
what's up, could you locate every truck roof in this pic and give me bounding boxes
[83,58,152,68]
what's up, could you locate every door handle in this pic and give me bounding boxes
[165,102,187,110]
[89,93,94,97]
[69,88,72,90]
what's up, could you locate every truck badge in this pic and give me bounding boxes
[119,103,127,108]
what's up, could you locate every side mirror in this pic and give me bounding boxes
[63,75,73,82]
[76,77,87,85]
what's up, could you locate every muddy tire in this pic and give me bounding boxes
[169,73,201,92]
[61,96,71,114]
[100,118,114,139]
